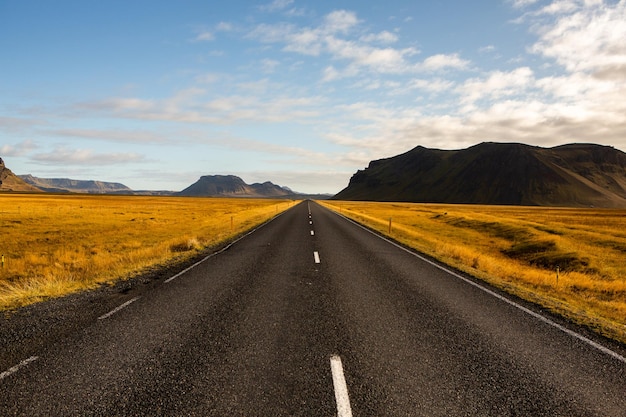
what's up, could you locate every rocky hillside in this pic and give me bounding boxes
[0,158,42,192]
[333,142,626,208]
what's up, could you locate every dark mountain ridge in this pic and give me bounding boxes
[333,142,626,208]
[178,175,294,198]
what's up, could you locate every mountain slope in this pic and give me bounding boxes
[0,158,42,192]
[178,175,293,197]
[19,175,133,194]
[333,143,626,208]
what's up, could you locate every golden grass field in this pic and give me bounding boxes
[0,194,295,310]
[2,194,624,344]
[319,201,626,344]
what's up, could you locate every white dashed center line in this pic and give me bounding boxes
[98,297,140,320]
[314,251,320,264]
[0,356,39,380]
[311,230,315,236]
[330,355,353,417]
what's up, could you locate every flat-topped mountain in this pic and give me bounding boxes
[178,175,294,198]
[19,175,133,194]
[333,142,626,208]
[0,158,42,192]
[2,159,322,197]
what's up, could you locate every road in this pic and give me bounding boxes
[1,200,625,416]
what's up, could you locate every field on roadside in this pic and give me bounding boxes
[319,200,626,344]
[0,194,296,310]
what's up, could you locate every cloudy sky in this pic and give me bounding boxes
[1,0,625,193]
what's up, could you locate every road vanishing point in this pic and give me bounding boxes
[1,201,625,416]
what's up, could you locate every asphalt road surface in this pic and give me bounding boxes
[1,201,625,416]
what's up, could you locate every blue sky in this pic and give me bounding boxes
[2,0,625,193]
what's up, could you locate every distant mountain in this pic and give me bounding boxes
[5,167,328,198]
[19,175,133,194]
[178,175,294,198]
[333,142,626,208]
[0,158,42,192]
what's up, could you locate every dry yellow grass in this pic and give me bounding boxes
[319,200,626,344]
[0,194,296,310]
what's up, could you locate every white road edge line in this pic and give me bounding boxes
[165,208,290,284]
[330,355,353,417]
[0,356,39,380]
[98,297,140,320]
[314,251,321,264]
[332,209,626,365]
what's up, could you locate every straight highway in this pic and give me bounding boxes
[1,201,624,416]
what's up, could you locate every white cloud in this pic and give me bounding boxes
[535,0,584,15]
[32,147,145,165]
[194,73,220,84]
[404,78,455,93]
[360,31,399,44]
[322,65,341,82]
[420,53,470,71]
[194,31,214,42]
[414,0,626,152]
[259,0,294,12]
[248,9,453,76]
[530,0,626,78]
[323,10,359,34]
[0,140,37,156]
[459,67,535,105]
[45,128,171,144]
[248,22,293,43]
[76,85,325,126]
[237,79,270,94]
[216,22,234,32]
[0,116,45,133]
[192,22,234,43]
[325,37,416,73]
[511,0,541,8]
[260,58,280,73]
[80,97,154,112]
[317,0,626,161]
[283,28,323,55]
[285,7,307,17]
